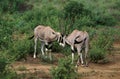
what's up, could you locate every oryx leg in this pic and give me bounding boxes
[34,37,37,58]
[85,39,89,67]
[41,41,45,56]
[85,48,88,67]
[77,46,83,66]
[80,52,84,66]
[44,42,48,55]
[71,46,75,64]
[49,49,52,61]
[45,44,49,56]
[49,44,52,60]
[45,43,52,60]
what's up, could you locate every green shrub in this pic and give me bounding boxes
[63,1,84,19]
[72,0,118,26]
[92,12,116,26]
[89,27,114,62]
[62,1,92,26]
[73,16,94,29]
[8,39,33,60]
[89,47,106,63]
[51,57,78,79]
[0,14,14,50]
[0,57,8,74]
[0,57,17,79]
[0,55,17,79]
[0,0,32,13]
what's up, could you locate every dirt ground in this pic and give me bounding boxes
[12,42,120,79]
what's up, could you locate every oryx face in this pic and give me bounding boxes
[58,34,66,47]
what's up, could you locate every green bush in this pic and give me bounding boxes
[89,47,106,63]
[0,56,17,79]
[59,0,118,33]
[0,55,17,79]
[92,11,116,26]
[89,27,114,62]
[73,16,94,29]
[0,0,31,13]
[8,39,33,60]
[63,1,84,19]
[51,57,78,79]
[62,1,92,26]
[0,57,8,74]
[0,14,14,50]
[71,0,118,26]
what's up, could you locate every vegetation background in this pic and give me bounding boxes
[0,0,120,79]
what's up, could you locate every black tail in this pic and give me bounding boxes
[28,35,34,40]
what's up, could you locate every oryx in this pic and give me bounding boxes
[29,25,61,60]
[59,29,89,67]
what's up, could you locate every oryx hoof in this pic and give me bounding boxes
[85,64,88,67]
[75,65,78,68]
[75,65,78,72]
[33,55,36,58]
[81,64,85,67]
[77,62,80,66]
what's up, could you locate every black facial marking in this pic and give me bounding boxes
[59,36,62,41]
[59,36,63,43]
[61,37,63,43]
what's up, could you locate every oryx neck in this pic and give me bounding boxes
[64,36,71,46]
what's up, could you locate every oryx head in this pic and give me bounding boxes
[54,32,61,42]
[58,34,66,47]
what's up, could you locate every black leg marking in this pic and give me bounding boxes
[45,44,52,50]
[45,45,49,49]
[71,47,76,53]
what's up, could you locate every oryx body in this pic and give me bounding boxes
[59,30,89,66]
[30,25,61,59]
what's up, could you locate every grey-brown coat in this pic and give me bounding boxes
[30,25,61,59]
[59,29,89,66]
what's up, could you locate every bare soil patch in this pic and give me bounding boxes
[12,43,120,79]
